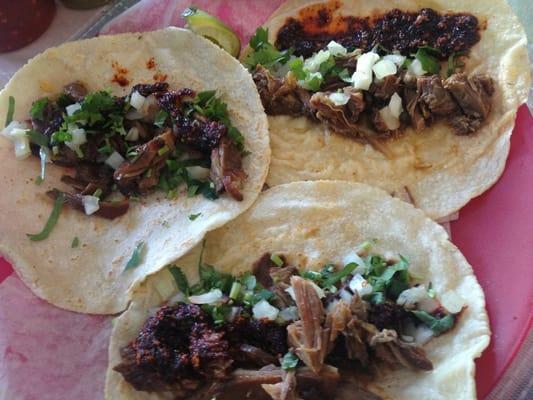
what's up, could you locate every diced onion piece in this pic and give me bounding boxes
[309,281,326,298]
[327,40,347,57]
[342,251,367,275]
[372,59,397,80]
[252,299,279,321]
[152,269,179,300]
[226,307,241,322]
[351,51,380,90]
[328,92,351,106]
[65,128,87,151]
[389,92,403,118]
[339,289,353,304]
[285,286,296,302]
[304,49,331,73]
[82,195,100,215]
[13,137,31,160]
[188,289,223,304]
[66,103,82,116]
[383,54,406,67]
[39,146,50,179]
[105,151,126,170]
[379,106,400,130]
[278,306,299,322]
[413,324,434,344]
[130,91,146,110]
[348,274,373,297]
[397,284,440,313]
[408,58,426,77]
[187,166,210,180]
[1,120,29,138]
[125,127,139,141]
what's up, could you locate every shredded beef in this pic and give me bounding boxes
[210,136,245,201]
[417,75,458,117]
[368,301,410,332]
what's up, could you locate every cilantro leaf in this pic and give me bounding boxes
[125,242,146,270]
[168,265,190,295]
[30,98,49,120]
[447,52,465,77]
[5,96,15,127]
[415,46,441,75]
[188,213,202,221]
[71,236,80,248]
[26,193,64,241]
[412,310,456,336]
[244,27,292,70]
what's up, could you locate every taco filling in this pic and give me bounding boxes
[245,6,494,139]
[2,82,247,220]
[113,244,460,399]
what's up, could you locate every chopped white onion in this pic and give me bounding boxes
[389,92,403,118]
[383,54,406,67]
[226,307,241,322]
[309,281,326,298]
[278,306,299,322]
[39,146,51,180]
[187,166,211,180]
[348,274,373,297]
[130,91,146,110]
[298,71,323,90]
[252,299,279,321]
[327,40,347,56]
[379,106,400,130]
[343,252,367,275]
[82,195,100,215]
[188,289,223,304]
[13,137,31,160]
[285,286,296,302]
[372,59,397,80]
[328,92,351,106]
[408,58,426,77]
[304,49,331,73]
[413,325,434,344]
[2,122,29,139]
[339,289,354,304]
[65,128,87,151]
[397,285,427,309]
[401,335,414,343]
[351,52,380,90]
[125,127,139,141]
[66,102,82,116]
[105,151,126,170]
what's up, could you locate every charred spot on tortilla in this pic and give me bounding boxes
[3,80,247,227]
[113,247,460,399]
[111,61,130,87]
[146,57,156,70]
[246,4,495,143]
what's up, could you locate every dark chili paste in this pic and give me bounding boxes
[276,6,481,58]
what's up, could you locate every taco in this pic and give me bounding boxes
[0,28,270,314]
[242,0,530,219]
[105,181,490,400]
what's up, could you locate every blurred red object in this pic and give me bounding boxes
[0,0,56,53]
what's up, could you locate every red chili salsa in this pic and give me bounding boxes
[275,5,481,59]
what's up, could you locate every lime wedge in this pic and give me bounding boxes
[182,7,241,57]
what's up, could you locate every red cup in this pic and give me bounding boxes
[0,0,57,53]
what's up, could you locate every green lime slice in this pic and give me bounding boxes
[182,7,241,57]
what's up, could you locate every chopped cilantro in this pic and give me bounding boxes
[270,253,284,267]
[447,52,465,77]
[30,98,49,120]
[412,310,456,336]
[414,46,441,75]
[244,27,292,70]
[26,193,65,241]
[125,241,146,270]
[154,109,169,128]
[51,130,73,144]
[281,351,299,370]
[188,212,202,221]
[26,130,49,147]
[169,265,190,295]
[5,96,15,127]
[71,236,80,248]
[364,256,410,301]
